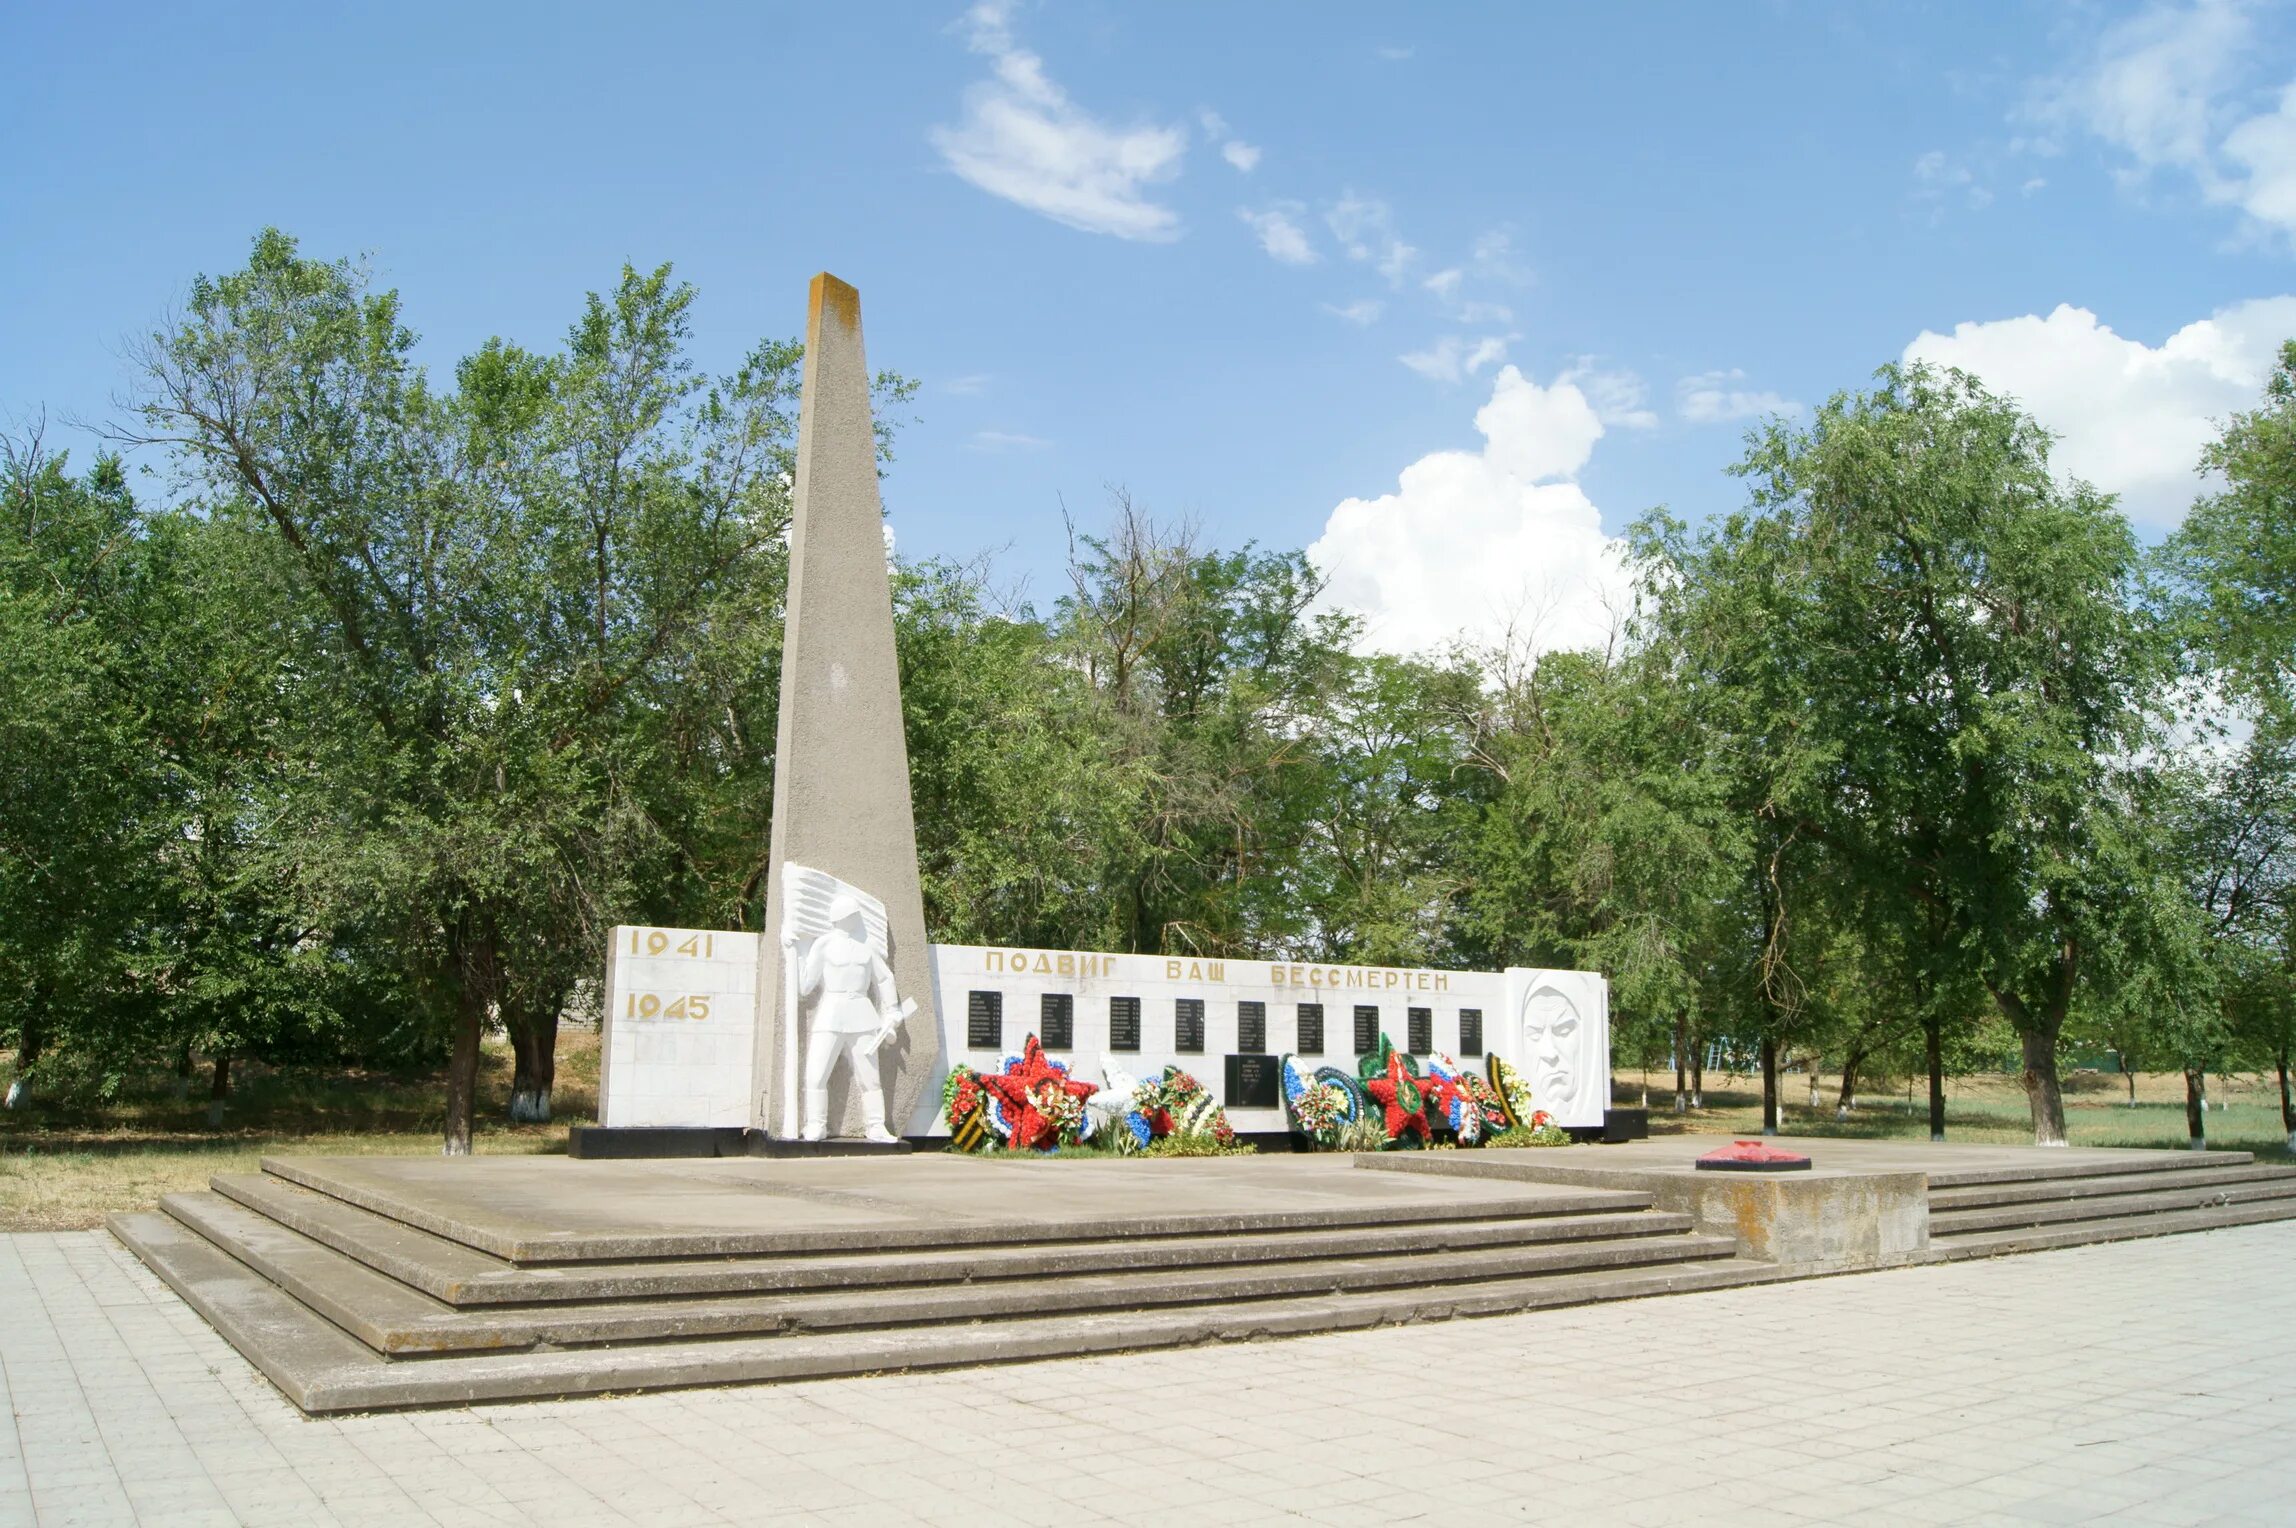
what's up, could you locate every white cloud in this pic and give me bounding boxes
[2058,0,2247,178]
[1239,203,1317,264]
[2047,0,2296,242]
[1677,369,1801,424]
[967,429,1051,452]
[943,373,991,396]
[1423,268,1462,301]
[1327,193,1417,284]
[1561,362,1658,430]
[1309,365,1631,658]
[1376,44,1414,62]
[1399,334,1512,384]
[1323,298,1384,325]
[1221,140,1262,173]
[1903,297,2296,525]
[1456,300,1515,325]
[930,3,1186,241]
[1469,228,1532,284]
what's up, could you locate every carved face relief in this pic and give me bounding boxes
[1520,982,1589,1118]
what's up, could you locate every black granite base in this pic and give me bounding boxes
[743,1135,914,1158]
[566,1125,748,1160]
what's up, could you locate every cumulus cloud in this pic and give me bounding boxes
[1239,203,1317,264]
[1677,369,1801,424]
[1327,193,1417,284]
[1222,140,1262,172]
[1904,297,2296,525]
[1423,268,1463,301]
[1323,298,1383,325]
[2046,0,2296,242]
[1399,334,1512,384]
[1309,366,1631,657]
[930,3,1186,241]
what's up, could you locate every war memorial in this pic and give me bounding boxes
[108,277,2296,1415]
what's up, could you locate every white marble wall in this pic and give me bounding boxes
[592,929,1611,1134]
[599,926,759,1128]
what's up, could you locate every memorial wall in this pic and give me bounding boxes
[600,928,1611,1136]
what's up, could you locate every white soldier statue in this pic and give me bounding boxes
[782,887,907,1142]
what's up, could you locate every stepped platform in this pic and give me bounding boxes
[109,1140,2295,1414]
[108,1153,1762,1413]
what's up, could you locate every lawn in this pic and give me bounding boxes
[1616,1063,2295,1160]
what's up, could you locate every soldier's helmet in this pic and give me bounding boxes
[827,893,865,930]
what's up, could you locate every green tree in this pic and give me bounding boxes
[1649,364,2168,1144]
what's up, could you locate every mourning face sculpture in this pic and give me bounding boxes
[1520,981,1590,1118]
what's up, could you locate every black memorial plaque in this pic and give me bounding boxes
[1237,1000,1267,1054]
[1407,1006,1433,1055]
[1296,1003,1325,1054]
[1459,1007,1484,1056]
[967,990,1003,1049]
[1225,1053,1281,1109]
[1175,997,1206,1053]
[1040,991,1074,1050]
[1109,996,1142,1052]
[1353,1004,1379,1055]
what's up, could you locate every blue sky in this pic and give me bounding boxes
[6,1,2295,652]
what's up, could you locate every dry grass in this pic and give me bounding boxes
[0,1032,601,1231]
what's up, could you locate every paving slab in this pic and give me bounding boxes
[258,1151,1646,1262]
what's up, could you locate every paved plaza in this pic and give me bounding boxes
[4,1221,2291,1527]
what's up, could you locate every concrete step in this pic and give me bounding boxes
[1930,1196,2296,1261]
[161,1189,1737,1358]
[210,1172,1697,1307]
[1928,1161,2296,1213]
[1929,1176,2296,1236]
[259,1155,1658,1264]
[1924,1150,2256,1190]
[110,1208,1778,1413]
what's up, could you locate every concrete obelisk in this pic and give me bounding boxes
[753,275,940,1139]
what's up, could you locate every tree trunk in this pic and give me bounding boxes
[206,1052,232,1129]
[2126,1064,2137,1105]
[2278,1045,2293,1153]
[1673,1014,1688,1113]
[1761,1036,1779,1136]
[5,1011,43,1110]
[2020,1026,2068,1147]
[173,1042,194,1103]
[2184,1068,2207,1152]
[1806,1065,1821,1110]
[1836,1056,1860,1122]
[1924,1017,1945,1143]
[443,923,499,1157]
[506,1002,559,1124]
[1691,1045,1704,1110]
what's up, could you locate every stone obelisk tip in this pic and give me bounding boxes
[809,273,861,335]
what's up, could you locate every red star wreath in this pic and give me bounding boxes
[1360,1049,1430,1145]
[974,1035,1098,1151]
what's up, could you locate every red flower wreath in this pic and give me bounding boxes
[1360,1050,1430,1145]
[974,1035,1099,1151]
